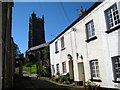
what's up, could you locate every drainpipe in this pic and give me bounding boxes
[72,27,80,84]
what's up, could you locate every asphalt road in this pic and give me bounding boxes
[12,76,84,90]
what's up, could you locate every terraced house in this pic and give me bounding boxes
[49,0,120,89]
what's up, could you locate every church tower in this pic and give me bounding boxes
[28,11,45,48]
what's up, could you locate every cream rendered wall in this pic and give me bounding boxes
[50,42,60,75]
[73,20,91,82]
[74,0,120,88]
[60,29,81,81]
[60,33,71,75]
[50,28,79,77]
[50,0,120,89]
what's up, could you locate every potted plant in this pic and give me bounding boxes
[84,80,101,90]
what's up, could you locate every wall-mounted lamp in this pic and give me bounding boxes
[80,55,83,60]
[76,53,83,60]
[76,53,79,59]
[67,54,72,59]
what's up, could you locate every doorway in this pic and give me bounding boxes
[69,60,74,82]
[78,62,85,85]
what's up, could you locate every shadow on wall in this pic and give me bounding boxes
[118,30,120,55]
[118,29,120,89]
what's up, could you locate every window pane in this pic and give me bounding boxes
[105,4,120,30]
[86,20,95,39]
[52,65,55,75]
[112,56,120,80]
[55,41,58,52]
[90,60,100,79]
[61,37,64,49]
[62,62,66,73]
[56,64,59,73]
[92,74,95,77]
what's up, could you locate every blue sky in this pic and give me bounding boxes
[12,2,94,54]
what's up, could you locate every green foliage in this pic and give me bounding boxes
[58,75,64,82]
[43,47,50,61]
[38,64,49,76]
[14,43,23,68]
[85,80,92,86]
[53,73,70,84]
[23,64,36,74]
[28,54,37,64]
[30,64,36,73]
[51,75,56,81]
[84,80,101,89]
[14,43,21,58]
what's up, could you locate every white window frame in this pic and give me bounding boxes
[55,41,58,53]
[56,63,59,73]
[86,20,95,39]
[52,65,55,75]
[105,3,120,30]
[61,36,65,49]
[112,56,120,81]
[62,62,66,74]
[90,60,100,80]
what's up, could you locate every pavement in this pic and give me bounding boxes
[12,74,85,90]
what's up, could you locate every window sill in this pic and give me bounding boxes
[90,79,102,82]
[63,73,67,75]
[55,51,59,54]
[113,80,120,83]
[105,25,120,34]
[85,36,97,43]
[61,47,65,51]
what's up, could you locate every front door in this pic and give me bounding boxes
[78,62,85,85]
[69,60,74,81]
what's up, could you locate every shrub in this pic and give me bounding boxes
[55,72,60,82]
[51,75,56,81]
[84,80,101,90]
[58,73,70,84]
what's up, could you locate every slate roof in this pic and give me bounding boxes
[27,42,49,52]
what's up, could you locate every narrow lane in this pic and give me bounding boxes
[12,76,84,90]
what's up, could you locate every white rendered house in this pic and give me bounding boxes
[50,0,120,89]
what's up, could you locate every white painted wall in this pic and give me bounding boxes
[84,0,119,88]
[50,30,75,76]
[50,0,120,89]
